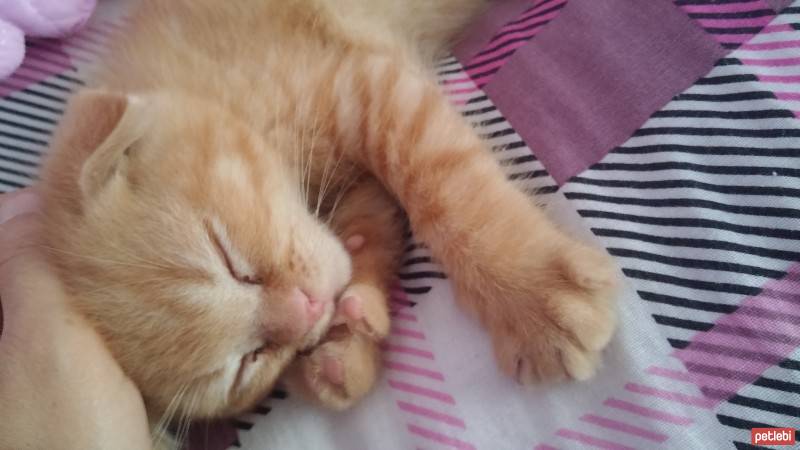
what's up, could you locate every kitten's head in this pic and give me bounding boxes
[42,90,351,418]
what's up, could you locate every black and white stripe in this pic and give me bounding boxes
[437,57,560,197]
[566,58,800,341]
[716,350,800,447]
[674,0,778,50]
[0,35,106,191]
[228,389,288,448]
[0,84,73,189]
[565,43,800,442]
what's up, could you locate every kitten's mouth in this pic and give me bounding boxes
[296,299,337,351]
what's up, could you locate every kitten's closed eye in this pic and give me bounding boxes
[205,220,263,285]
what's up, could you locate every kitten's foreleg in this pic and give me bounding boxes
[344,57,619,383]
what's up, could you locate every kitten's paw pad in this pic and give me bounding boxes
[345,234,366,252]
[335,284,390,340]
[292,333,380,410]
[321,353,346,386]
[490,243,618,384]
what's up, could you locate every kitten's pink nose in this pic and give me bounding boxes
[295,287,325,325]
[270,287,327,344]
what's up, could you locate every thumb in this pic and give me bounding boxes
[0,189,41,224]
[0,188,43,261]
[0,188,46,337]
[0,188,44,280]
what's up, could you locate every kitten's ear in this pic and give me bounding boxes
[60,89,146,198]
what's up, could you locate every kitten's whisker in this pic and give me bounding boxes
[315,141,335,218]
[40,245,174,272]
[317,150,346,218]
[311,63,345,219]
[307,105,328,216]
[79,276,178,296]
[325,172,360,226]
[295,97,309,205]
[48,221,185,270]
[296,105,308,206]
[151,427,175,450]
[305,146,315,209]
[161,384,187,429]
[106,238,181,271]
[284,91,303,204]
[175,387,200,448]
[153,384,189,449]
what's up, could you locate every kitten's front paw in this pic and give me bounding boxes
[287,328,381,410]
[334,283,391,340]
[285,283,389,410]
[485,242,618,384]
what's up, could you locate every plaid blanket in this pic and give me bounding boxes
[1,0,798,449]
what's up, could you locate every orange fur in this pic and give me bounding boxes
[40,0,618,446]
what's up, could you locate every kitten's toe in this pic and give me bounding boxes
[286,332,381,411]
[488,242,619,384]
[338,283,390,340]
[344,234,366,252]
[339,295,364,322]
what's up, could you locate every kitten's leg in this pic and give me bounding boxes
[284,178,404,410]
[340,57,618,383]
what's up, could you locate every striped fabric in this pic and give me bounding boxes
[675,0,780,50]
[437,56,560,195]
[1,1,799,449]
[446,0,568,90]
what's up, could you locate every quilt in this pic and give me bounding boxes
[0,1,798,449]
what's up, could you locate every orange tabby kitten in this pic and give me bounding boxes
[40,0,618,446]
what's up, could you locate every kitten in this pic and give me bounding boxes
[40,0,618,446]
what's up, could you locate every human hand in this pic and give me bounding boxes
[0,188,152,450]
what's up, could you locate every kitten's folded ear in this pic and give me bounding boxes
[57,89,147,198]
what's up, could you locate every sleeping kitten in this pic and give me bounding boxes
[40,0,618,446]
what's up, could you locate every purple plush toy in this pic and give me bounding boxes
[0,0,97,79]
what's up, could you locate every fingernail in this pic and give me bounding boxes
[0,191,41,224]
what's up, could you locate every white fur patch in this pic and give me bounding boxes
[213,155,251,193]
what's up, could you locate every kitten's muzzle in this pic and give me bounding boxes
[265,287,329,345]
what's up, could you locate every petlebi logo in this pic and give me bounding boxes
[750,428,796,446]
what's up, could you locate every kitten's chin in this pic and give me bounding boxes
[219,346,295,416]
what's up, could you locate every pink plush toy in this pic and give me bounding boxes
[0,0,97,79]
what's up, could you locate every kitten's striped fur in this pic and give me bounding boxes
[41,0,618,447]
